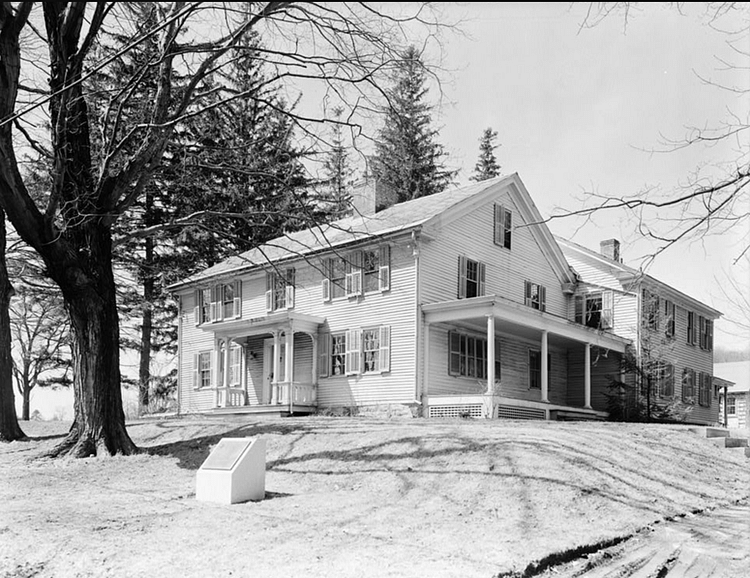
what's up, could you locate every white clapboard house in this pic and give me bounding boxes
[169,173,721,423]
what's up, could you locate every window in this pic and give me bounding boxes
[194,281,241,325]
[493,203,512,249]
[528,350,551,390]
[699,317,713,351]
[448,331,500,380]
[322,246,390,302]
[319,326,391,378]
[649,361,674,398]
[687,311,696,345]
[642,289,660,331]
[698,372,712,407]
[524,281,546,311]
[728,397,736,415]
[682,368,695,402]
[575,291,613,329]
[458,256,486,299]
[193,351,212,389]
[218,341,242,386]
[266,268,295,311]
[664,299,675,338]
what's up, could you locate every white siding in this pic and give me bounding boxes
[419,189,569,318]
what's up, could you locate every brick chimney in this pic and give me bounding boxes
[600,239,621,262]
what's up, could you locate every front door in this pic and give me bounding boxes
[263,338,286,404]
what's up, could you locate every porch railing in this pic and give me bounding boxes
[274,381,317,407]
[215,386,247,408]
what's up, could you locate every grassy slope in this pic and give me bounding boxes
[1,417,748,578]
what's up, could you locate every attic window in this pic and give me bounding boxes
[493,203,512,249]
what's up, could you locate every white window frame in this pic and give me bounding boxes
[493,203,512,249]
[193,351,213,389]
[727,396,736,415]
[266,269,295,312]
[448,330,493,379]
[682,367,695,403]
[664,299,676,338]
[524,281,546,312]
[458,256,486,299]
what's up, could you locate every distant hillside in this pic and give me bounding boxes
[714,346,750,363]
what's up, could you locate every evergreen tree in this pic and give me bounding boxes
[322,106,354,218]
[372,46,455,208]
[471,127,501,182]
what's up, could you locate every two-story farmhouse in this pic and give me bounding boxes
[169,174,721,424]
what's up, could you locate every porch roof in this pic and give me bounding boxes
[422,295,630,352]
[201,311,325,338]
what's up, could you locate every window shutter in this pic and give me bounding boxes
[493,204,503,245]
[478,262,486,296]
[346,252,363,297]
[540,285,546,312]
[667,364,674,397]
[379,245,391,292]
[209,286,218,322]
[285,285,295,310]
[378,326,391,373]
[194,290,201,326]
[346,329,361,375]
[524,281,532,307]
[708,320,713,351]
[233,280,242,318]
[265,290,273,312]
[192,353,199,388]
[457,256,467,299]
[574,295,584,324]
[318,334,329,378]
[602,290,614,328]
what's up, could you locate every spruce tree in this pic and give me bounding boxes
[372,46,455,208]
[322,106,354,218]
[471,127,501,182]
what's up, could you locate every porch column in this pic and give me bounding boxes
[584,343,592,409]
[222,337,234,407]
[285,323,294,406]
[486,315,495,394]
[540,330,549,403]
[271,330,280,404]
[723,385,728,427]
[423,322,431,414]
[311,333,318,385]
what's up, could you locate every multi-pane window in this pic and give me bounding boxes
[524,281,546,311]
[698,372,712,407]
[448,331,500,380]
[266,268,295,311]
[193,351,212,389]
[575,292,613,329]
[322,247,390,301]
[319,326,391,377]
[728,397,736,415]
[699,317,713,351]
[687,311,696,345]
[528,350,551,390]
[643,289,660,330]
[330,333,347,376]
[218,342,242,386]
[664,299,675,338]
[493,203,512,249]
[194,281,241,324]
[650,361,674,398]
[458,256,486,299]
[682,368,695,402]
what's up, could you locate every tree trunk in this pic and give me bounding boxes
[0,209,24,442]
[22,376,30,421]
[47,226,137,457]
[138,235,154,414]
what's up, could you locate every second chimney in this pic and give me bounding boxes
[600,239,621,262]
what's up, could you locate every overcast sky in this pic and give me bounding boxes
[413,3,749,350]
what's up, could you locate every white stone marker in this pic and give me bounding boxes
[196,437,266,504]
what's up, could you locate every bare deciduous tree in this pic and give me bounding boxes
[0,2,449,456]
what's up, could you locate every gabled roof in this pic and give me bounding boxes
[557,236,722,319]
[170,174,576,289]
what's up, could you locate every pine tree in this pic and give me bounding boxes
[322,106,354,218]
[372,46,455,208]
[471,127,501,182]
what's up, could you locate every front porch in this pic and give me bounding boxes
[202,311,324,415]
[422,295,631,420]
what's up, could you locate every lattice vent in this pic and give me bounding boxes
[496,405,546,420]
[428,404,484,419]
